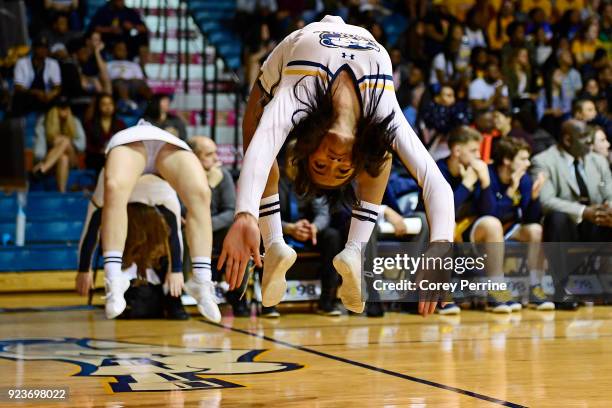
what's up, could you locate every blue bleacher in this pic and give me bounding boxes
[188,0,241,70]
[0,244,80,271]
[0,192,91,271]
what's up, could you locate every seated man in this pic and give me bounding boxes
[12,36,61,116]
[107,41,152,112]
[489,137,553,310]
[261,144,342,317]
[189,136,249,317]
[531,119,612,308]
[438,126,521,313]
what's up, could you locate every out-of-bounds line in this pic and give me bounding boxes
[203,321,527,408]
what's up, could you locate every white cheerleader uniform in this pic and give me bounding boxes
[105,119,191,174]
[235,15,455,241]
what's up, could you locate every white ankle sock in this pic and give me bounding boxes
[346,201,381,252]
[530,270,543,287]
[103,251,123,280]
[192,257,212,282]
[259,194,284,251]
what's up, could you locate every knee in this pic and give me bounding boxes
[104,171,128,197]
[58,154,69,166]
[476,216,503,234]
[525,223,543,242]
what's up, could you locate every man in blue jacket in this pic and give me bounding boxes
[438,126,520,313]
[488,137,553,310]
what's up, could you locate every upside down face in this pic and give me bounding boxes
[307,131,355,188]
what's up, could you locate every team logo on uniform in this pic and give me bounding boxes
[317,31,380,52]
[0,338,303,392]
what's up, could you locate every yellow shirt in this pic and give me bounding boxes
[555,0,585,15]
[571,39,603,63]
[445,0,476,22]
[521,0,552,17]
[487,16,514,51]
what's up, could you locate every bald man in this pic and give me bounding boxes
[189,136,248,315]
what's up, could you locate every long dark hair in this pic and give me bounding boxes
[287,69,396,209]
[90,93,122,146]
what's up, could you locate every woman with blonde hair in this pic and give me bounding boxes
[33,96,85,192]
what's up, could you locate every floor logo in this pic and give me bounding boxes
[0,338,303,392]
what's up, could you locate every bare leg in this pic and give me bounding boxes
[101,143,146,253]
[333,156,392,314]
[56,154,69,193]
[156,145,212,258]
[34,137,71,173]
[355,155,392,204]
[156,145,221,322]
[472,216,505,277]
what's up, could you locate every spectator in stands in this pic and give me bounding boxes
[61,34,111,107]
[390,48,409,92]
[429,23,465,91]
[532,25,553,69]
[188,136,250,317]
[11,36,61,116]
[488,137,553,310]
[501,22,534,70]
[487,0,515,52]
[263,142,341,317]
[107,40,152,113]
[521,0,553,19]
[398,21,428,74]
[588,124,611,164]
[32,96,85,192]
[572,18,604,67]
[42,13,79,51]
[504,47,537,105]
[400,65,425,128]
[421,85,470,160]
[423,0,456,58]
[493,109,526,143]
[84,93,126,174]
[437,126,520,313]
[88,0,149,65]
[573,98,612,135]
[555,0,585,19]
[44,0,81,30]
[468,61,510,111]
[464,8,487,50]
[143,94,188,141]
[532,119,612,307]
[474,109,501,163]
[539,49,583,117]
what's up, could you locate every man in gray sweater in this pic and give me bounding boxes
[189,136,249,315]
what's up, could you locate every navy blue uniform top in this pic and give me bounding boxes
[488,165,542,225]
[437,158,496,220]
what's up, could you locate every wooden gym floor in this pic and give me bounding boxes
[0,293,611,407]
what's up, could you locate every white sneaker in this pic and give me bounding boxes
[104,275,131,319]
[184,279,221,323]
[333,247,365,314]
[261,242,297,307]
